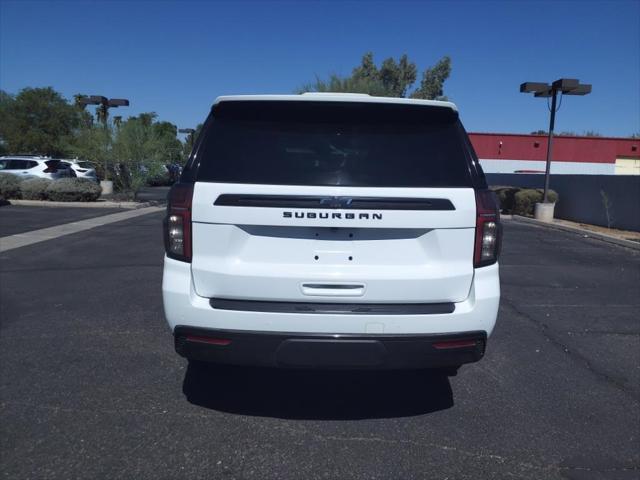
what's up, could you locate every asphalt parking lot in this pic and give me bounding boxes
[0,205,122,236]
[0,207,638,479]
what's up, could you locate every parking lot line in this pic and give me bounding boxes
[0,206,165,252]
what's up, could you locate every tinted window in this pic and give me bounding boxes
[0,160,8,170]
[8,160,34,170]
[3,160,19,170]
[194,101,473,187]
[77,161,93,169]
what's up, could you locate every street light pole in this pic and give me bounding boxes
[542,88,558,204]
[520,79,591,205]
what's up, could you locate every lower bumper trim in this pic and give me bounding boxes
[174,326,487,370]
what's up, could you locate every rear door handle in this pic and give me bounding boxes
[301,283,365,297]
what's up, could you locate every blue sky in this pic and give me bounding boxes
[1,0,638,138]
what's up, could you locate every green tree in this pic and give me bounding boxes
[299,52,451,100]
[182,123,204,163]
[410,56,451,100]
[110,113,182,196]
[298,73,389,96]
[378,54,418,97]
[0,90,13,155]
[67,124,109,170]
[0,87,80,156]
[351,52,379,82]
[151,121,183,165]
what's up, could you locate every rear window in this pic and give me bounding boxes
[77,161,93,169]
[193,101,474,188]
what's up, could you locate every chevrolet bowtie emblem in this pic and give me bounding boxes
[319,197,354,209]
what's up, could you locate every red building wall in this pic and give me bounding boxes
[468,133,640,164]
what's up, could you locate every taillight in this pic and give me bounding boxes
[474,190,502,268]
[164,183,194,262]
[433,339,479,350]
[186,335,232,346]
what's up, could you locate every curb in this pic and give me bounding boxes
[6,199,162,209]
[510,215,640,251]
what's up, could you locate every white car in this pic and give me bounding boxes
[0,156,75,179]
[62,159,98,182]
[162,93,501,374]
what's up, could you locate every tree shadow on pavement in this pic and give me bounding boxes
[182,362,454,420]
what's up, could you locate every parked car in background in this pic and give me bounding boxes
[62,159,98,182]
[0,156,76,180]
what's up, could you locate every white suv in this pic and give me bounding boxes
[62,159,98,182]
[162,93,501,373]
[0,156,75,179]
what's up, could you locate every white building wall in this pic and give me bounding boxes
[479,159,616,175]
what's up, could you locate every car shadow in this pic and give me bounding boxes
[182,362,454,420]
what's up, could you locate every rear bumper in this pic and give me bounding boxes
[162,257,500,336]
[175,326,486,369]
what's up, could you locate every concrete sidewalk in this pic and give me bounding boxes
[510,215,640,250]
[8,199,156,209]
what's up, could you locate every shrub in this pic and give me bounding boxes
[147,172,171,187]
[45,178,102,202]
[20,178,52,200]
[491,186,520,213]
[513,188,558,216]
[0,173,23,199]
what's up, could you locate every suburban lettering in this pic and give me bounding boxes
[281,211,383,220]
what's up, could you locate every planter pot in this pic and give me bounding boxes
[100,180,113,195]
[534,202,555,222]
